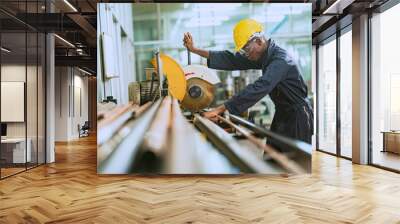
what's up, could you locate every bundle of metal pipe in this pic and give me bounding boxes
[98,100,162,173]
[97,96,311,174]
[98,97,235,174]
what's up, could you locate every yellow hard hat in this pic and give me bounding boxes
[233,19,264,52]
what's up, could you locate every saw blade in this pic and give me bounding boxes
[150,54,186,101]
[181,78,215,112]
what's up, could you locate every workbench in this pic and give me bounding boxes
[0,138,32,166]
[382,131,400,154]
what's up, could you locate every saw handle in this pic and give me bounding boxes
[187,48,191,65]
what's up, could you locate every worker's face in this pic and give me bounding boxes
[239,38,265,61]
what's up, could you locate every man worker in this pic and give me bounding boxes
[183,19,313,144]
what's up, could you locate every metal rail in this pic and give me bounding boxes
[217,115,305,174]
[228,114,312,172]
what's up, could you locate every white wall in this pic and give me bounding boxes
[1,65,26,139]
[97,3,136,105]
[55,67,89,141]
[72,73,89,138]
[55,67,68,141]
[1,65,36,137]
[1,64,46,164]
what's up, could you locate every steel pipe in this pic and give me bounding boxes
[141,96,172,154]
[98,99,162,174]
[98,103,138,146]
[165,99,199,173]
[133,98,234,174]
[193,114,283,173]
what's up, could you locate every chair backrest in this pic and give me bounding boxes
[82,121,90,129]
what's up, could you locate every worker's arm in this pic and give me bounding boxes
[191,47,209,59]
[224,59,290,115]
[207,50,260,71]
[183,32,258,70]
[184,32,209,58]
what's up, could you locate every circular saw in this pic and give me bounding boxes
[181,65,220,112]
[150,53,220,112]
[181,77,214,112]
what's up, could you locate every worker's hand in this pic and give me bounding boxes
[202,105,226,122]
[183,32,195,52]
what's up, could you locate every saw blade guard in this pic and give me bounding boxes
[183,65,220,84]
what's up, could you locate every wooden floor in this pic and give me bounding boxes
[1,135,400,223]
[1,167,26,178]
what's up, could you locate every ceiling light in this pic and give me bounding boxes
[78,67,92,76]
[1,47,11,53]
[54,34,75,48]
[323,0,346,15]
[63,0,78,12]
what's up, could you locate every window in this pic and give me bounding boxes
[0,1,47,179]
[317,37,337,154]
[371,3,400,171]
[340,29,352,158]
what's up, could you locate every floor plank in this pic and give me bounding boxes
[0,135,399,223]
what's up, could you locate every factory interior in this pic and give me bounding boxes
[1,0,400,222]
[97,3,312,175]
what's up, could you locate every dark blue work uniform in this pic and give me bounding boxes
[207,39,313,144]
